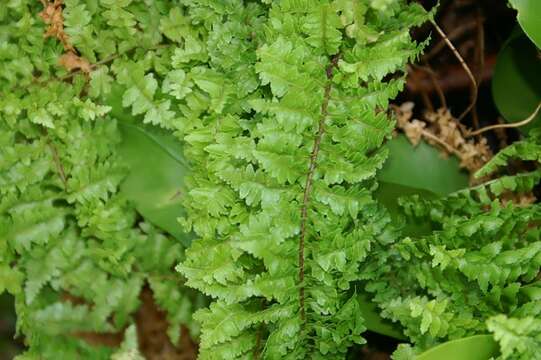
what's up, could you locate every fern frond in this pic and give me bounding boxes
[177,1,428,358]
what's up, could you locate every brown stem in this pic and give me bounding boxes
[298,54,340,322]
[471,7,485,131]
[467,102,541,137]
[412,63,447,109]
[46,136,68,192]
[420,130,463,160]
[422,20,477,61]
[431,20,478,122]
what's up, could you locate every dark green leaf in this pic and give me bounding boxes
[374,181,436,236]
[492,32,541,132]
[520,282,541,301]
[108,88,192,246]
[378,135,469,196]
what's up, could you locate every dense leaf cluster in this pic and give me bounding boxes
[1,1,206,358]
[170,1,429,358]
[2,1,541,359]
[376,131,541,358]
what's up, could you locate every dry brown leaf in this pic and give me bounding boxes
[58,51,92,73]
[396,103,536,205]
[396,102,415,128]
[393,103,493,177]
[501,192,537,207]
[39,0,74,51]
[67,286,198,360]
[136,287,198,360]
[39,0,93,74]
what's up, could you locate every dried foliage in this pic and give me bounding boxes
[58,51,92,74]
[38,0,73,51]
[39,0,92,74]
[394,102,492,176]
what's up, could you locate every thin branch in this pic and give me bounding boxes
[431,20,478,122]
[412,63,447,109]
[47,139,68,192]
[471,7,486,131]
[467,102,541,137]
[298,54,340,323]
[407,65,434,112]
[420,130,464,160]
[422,20,477,61]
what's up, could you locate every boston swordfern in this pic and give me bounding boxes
[176,0,428,358]
[2,0,541,359]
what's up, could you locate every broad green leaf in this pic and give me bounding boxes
[116,122,191,244]
[415,335,499,360]
[492,31,541,132]
[108,88,192,246]
[358,292,407,340]
[509,0,541,49]
[378,135,469,196]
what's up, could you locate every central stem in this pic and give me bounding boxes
[298,54,340,322]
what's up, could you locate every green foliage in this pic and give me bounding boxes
[111,90,192,245]
[377,135,469,196]
[488,315,541,360]
[401,335,499,360]
[174,0,428,358]
[476,129,541,178]
[109,325,144,360]
[3,0,541,359]
[1,1,204,357]
[492,30,541,131]
[372,132,541,358]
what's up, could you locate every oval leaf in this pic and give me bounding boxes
[415,335,499,360]
[107,87,192,246]
[116,122,191,245]
[509,0,541,49]
[378,135,469,196]
[492,32,541,132]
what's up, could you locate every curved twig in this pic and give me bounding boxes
[412,63,447,109]
[421,130,463,160]
[431,20,478,122]
[467,102,541,137]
